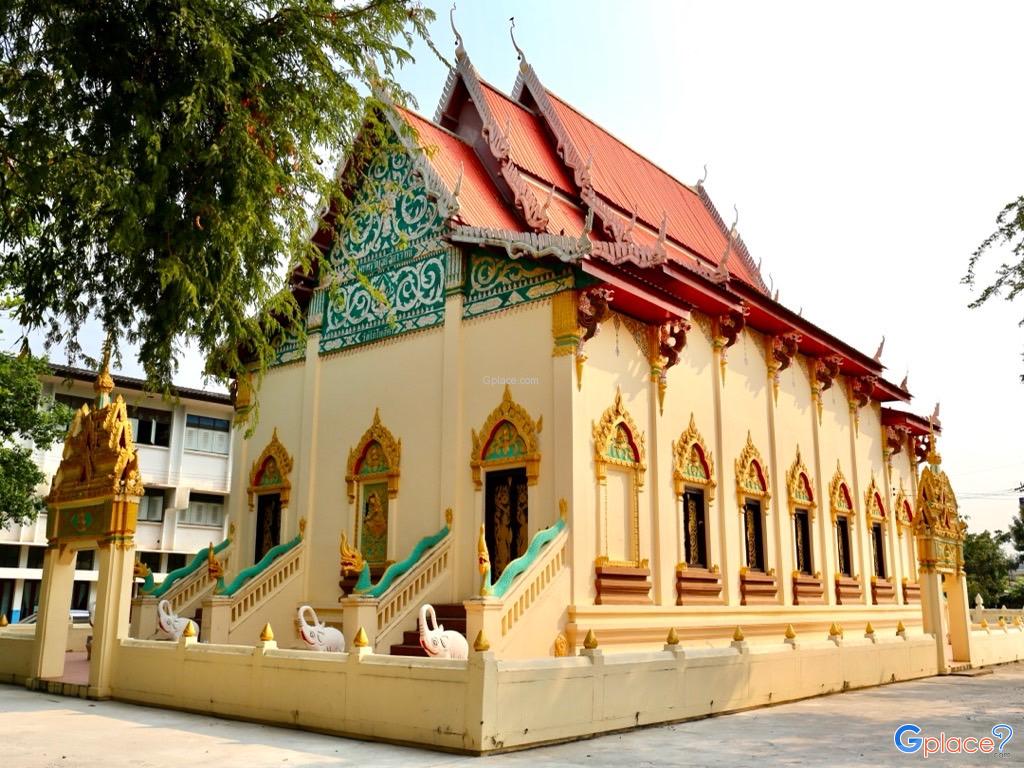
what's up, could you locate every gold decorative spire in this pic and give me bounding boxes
[896,620,906,635]
[354,626,369,648]
[666,627,679,646]
[93,341,115,408]
[477,523,492,596]
[784,623,796,640]
[0,613,8,628]
[583,629,598,649]
[260,623,275,642]
[183,620,197,638]
[732,625,745,642]
[445,507,453,528]
[865,622,875,636]
[926,418,942,466]
[473,630,490,652]
[828,622,843,638]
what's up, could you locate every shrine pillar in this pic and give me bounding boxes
[31,545,77,680]
[90,526,137,697]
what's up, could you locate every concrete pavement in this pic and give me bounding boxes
[2,663,1022,767]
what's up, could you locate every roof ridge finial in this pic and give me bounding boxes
[873,336,885,362]
[714,205,738,282]
[94,333,115,408]
[510,17,527,71]
[698,163,708,187]
[656,211,668,253]
[926,415,942,466]
[450,3,466,60]
[900,370,908,390]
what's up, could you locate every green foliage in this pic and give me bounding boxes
[1008,499,1024,567]
[0,353,73,528]
[964,196,1024,379]
[0,0,433,402]
[963,529,1014,607]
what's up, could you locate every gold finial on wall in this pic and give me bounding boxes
[260,623,275,642]
[784,623,796,640]
[183,621,197,638]
[473,630,491,652]
[445,508,453,528]
[666,627,679,646]
[828,622,843,638]
[354,627,369,648]
[865,622,875,636]
[896,620,906,635]
[732,626,745,642]
[583,629,599,649]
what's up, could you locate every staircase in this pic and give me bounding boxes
[390,603,466,657]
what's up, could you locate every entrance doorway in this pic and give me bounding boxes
[255,493,281,562]
[484,468,528,580]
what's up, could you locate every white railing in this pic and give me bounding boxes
[376,537,452,635]
[165,554,230,617]
[229,541,305,631]
[499,527,568,638]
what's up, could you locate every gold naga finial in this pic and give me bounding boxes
[298,517,307,539]
[666,627,679,646]
[926,416,942,466]
[477,523,492,596]
[583,629,598,650]
[133,560,152,580]
[445,508,453,528]
[559,498,568,521]
[339,533,365,577]
[260,623,275,642]
[206,543,224,580]
[473,630,491,652]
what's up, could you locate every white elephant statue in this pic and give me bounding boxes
[418,604,468,660]
[297,605,345,652]
[157,599,197,640]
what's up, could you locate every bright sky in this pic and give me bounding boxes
[6,1,1022,533]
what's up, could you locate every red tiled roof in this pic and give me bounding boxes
[400,108,521,231]
[543,90,763,289]
[479,82,575,194]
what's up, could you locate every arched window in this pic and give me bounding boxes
[672,414,716,570]
[593,388,646,569]
[786,448,817,579]
[735,433,771,574]
[471,386,542,579]
[346,410,401,565]
[247,429,293,562]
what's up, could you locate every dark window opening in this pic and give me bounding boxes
[743,498,766,572]
[128,407,172,447]
[166,553,188,572]
[871,522,886,579]
[75,550,94,571]
[682,488,708,568]
[138,551,162,573]
[836,517,853,577]
[0,544,20,568]
[71,581,90,611]
[26,546,45,570]
[794,509,812,575]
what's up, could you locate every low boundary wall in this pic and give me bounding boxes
[3,626,1023,753]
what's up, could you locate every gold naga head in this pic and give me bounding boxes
[206,543,225,580]
[339,533,366,576]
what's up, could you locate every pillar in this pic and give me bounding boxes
[340,596,379,651]
[30,545,76,680]
[129,595,160,640]
[919,570,948,673]
[947,572,973,663]
[89,541,136,698]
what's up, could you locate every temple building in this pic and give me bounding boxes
[2,22,1021,755]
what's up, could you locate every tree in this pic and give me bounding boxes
[0,0,434,398]
[964,196,1024,379]
[0,352,72,528]
[1008,496,1024,567]
[963,530,1014,607]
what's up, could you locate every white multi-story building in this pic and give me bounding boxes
[0,365,233,622]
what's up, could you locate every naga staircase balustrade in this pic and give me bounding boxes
[130,536,232,639]
[201,532,306,645]
[467,502,570,657]
[341,515,454,652]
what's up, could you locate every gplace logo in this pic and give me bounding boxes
[894,723,1014,758]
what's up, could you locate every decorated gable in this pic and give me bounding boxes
[320,136,448,354]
